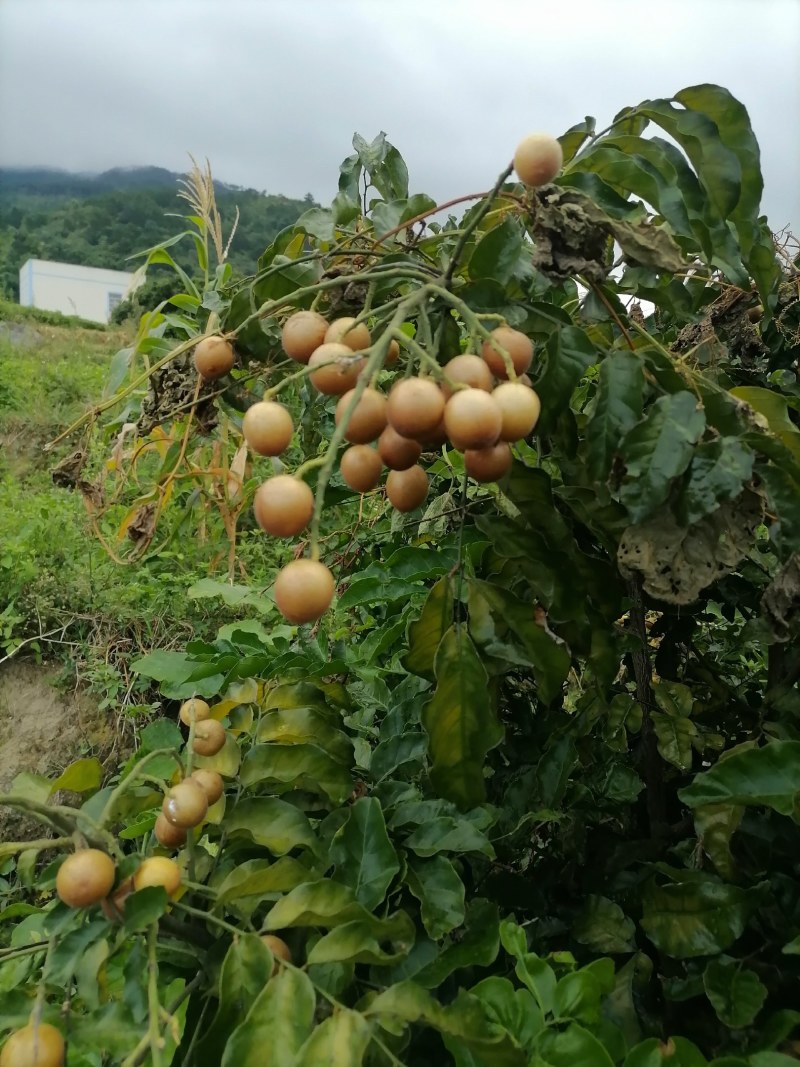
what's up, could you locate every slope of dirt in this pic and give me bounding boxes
[0,661,119,841]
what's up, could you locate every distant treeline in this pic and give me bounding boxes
[0,166,314,301]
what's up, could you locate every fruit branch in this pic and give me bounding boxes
[99,749,183,829]
[428,284,517,378]
[371,188,522,248]
[0,836,73,860]
[441,163,514,288]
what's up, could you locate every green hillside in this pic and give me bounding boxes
[0,166,315,300]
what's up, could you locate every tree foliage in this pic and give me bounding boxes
[2,84,800,1066]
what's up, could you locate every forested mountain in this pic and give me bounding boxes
[0,166,315,300]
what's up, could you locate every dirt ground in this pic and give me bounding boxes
[0,661,119,841]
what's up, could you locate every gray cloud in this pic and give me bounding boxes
[1,0,798,232]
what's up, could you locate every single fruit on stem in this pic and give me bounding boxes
[134,856,182,897]
[0,1023,64,1067]
[386,465,429,512]
[465,442,513,482]
[281,310,329,363]
[190,768,225,804]
[481,326,533,379]
[340,445,383,492]
[441,353,494,397]
[387,377,445,439]
[308,343,365,395]
[492,381,541,440]
[243,401,294,456]
[385,339,400,367]
[274,559,336,624]
[253,475,314,537]
[179,697,210,726]
[324,316,371,351]
[56,849,116,908]
[193,336,235,380]
[192,718,226,756]
[444,388,502,450]
[260,933,293,975]
[513,133,564,187]
[154,812,187,848]
[336,387,387,443]
[163,779,209,828]
[378,425,422,470]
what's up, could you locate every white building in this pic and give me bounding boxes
[19,258,142,324]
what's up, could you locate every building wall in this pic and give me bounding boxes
[18,259,141,324]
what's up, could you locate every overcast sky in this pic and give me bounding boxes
[1,0,798,233]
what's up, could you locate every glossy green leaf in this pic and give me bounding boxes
[240,743,353,805]
[263,880,410,942]
[294,1009,371,1067]
[679,741,800,815]
[641,873,759,958]
[587,350,646,481]
[619,391,706,522]
[215,857,318,911]
[256,707,353,765]
[677,438,755,526]
[203,934,275,1067]
[625,1037,708,1067]
[404,816,494,859]
[539,1022,616,1066]
[416,899,500,989]
[405,854,466,939]
[421,624,503,809]
[307,911,415,966]
[221,966,316,1067]
[534,325,597,431]
[121,887,169,933]
[225,798,317,855]
[652,712,698,772]
[693,804,743,881]
[469,216,526,286]
[403,576,454,680]
[50,757,103,794]
[471,976,545,1049]
[573,895,636,954]
[330,798,400,910]
[559,117,597,164]
[703,956,767,1029]
[500,920,557,1015]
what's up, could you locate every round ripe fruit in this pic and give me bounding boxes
[191,768,225,804]
[444,389,502,450]
[281,310,329,364]
[253,475,314,537]
[154,812,187,848]
[56,849,116,908]
[242,401,294,456]
[492,382,542,441]
[481,326,533,380]
[387,378,445,439]
[260,933,293,974]
[465,442,513,483]
[192,718,226,757]
[386,466,429,512]
[385,339,400,367]
[274,559,335,624]
[340,445,383,492]
[134,856,182,897]
[308,343,365,395]
[378,425,422,470]
[179,697,210,726]
[441,353,494,398]
[0,1023,64,1067]
[163,779,209,829]
[513,133,564,187]
[193,336,235,380]
[324,316,371,351]
[335,387,387,443]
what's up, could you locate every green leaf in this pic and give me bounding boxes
[405,855,466,939]
[215,857,318,914]
[500,920,557,1015]
[221,967,316,1067]
[573,895,636,954]
[468,581,571,704]
[619,391,706,522]
[49,757,103,795]
[416,899,500,989]
[641,873,759,958]
[587,351,646,481]
[403,576,454,680]
[703,956,767,1029]
[330,798,400,910]
[240,743,353,806]
[307,912,415,966]
[652,713,698,772]
[404,816,494,859]
[693,804,743,881]
[48,920,107,987]
[625,1037,709,1067]
[677,438,755,526]
[421,624,503,809]
[263,880,410,942]
[203,934,275,1067]
[256,707,353,766]
[122,887,169,933]
[131,649,194,684]
[534,325,597,431]
[540,1022,616,1066]
[225,798,317,855]
[294,1009,371,1067]
[469,217,526,286]
[471,976,545,1049]
[678,741,800,816]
